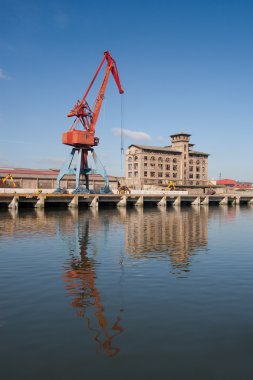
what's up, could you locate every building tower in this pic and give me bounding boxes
[170,132,191,182]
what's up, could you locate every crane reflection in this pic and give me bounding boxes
[62,210,124,357]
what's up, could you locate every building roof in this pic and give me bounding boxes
[128,145,209,156]
[128,144,182,154]
[189,150,209,156]
[216,179,237,185]
[0,167,116,180]
[170,132,191,137]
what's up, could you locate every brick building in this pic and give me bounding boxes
[125,132,209,188]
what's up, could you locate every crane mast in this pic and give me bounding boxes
[56,51,124,194]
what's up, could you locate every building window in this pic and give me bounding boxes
[165,157,170,162]
[158,157,163,162]
[184,170,186,175]
[196,160,200,164]
[184,162,187,167]
[189,159,193,164]
[202,174,205,179]
[202,160,205,165]
[173,158,177,163]
[134,171,138,177]
[150,172,155,177]
[158,172,163,178]
[144,171,147,177]
[144,163,147,168]
[158,164,163,170]
[134,156,138,161]
[189,166,193,172]
[166,164,170,170]
[173,165,177,170]
[202,167,205,172]
[196,174,200,179]
[184,154,186,159]
[196,167,200,172]
[184,144,186,151]
[150,156,155,161]
[134,163,138,170]
[150,163,155,169]
[128,156,132,162]
[144,156,148,160]
[158,180,163,184]
[165,173,170,178]
[128,164,132,170]
[189,174,193,179]
[128,172,132,177]
[173,173,177,178]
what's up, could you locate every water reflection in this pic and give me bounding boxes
[0,205,244,357]
[125,206,209,271]
[62,212,124,358]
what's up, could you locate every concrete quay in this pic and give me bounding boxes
[1,193,253,209]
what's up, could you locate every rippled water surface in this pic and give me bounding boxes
[1,206,253,380]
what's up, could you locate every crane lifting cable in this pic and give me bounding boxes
[120,95,125,173]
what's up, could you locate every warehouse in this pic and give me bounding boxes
[0,168,118,192]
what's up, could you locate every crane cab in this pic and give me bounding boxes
[62,130,99,148]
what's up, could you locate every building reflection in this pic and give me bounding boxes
[125,206,209,271]
[62,210,124,358]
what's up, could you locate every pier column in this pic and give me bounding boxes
[191,196,200,206]
[8,195,19,210]
[135,196,144,207]
[232,196,240,206]
[248,198,253,205]
[68,195,78,208]
[89,196,98,208]
[34,194,45,208]
[201,196,209,205]
[219,196,228,205]
[117,195,127,207]
[157,196,166,207]
[173,196,181,206]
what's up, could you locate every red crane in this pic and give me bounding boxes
[56,51,124,193]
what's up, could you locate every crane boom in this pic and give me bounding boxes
[63,51,124,148]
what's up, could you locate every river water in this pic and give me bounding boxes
[0,206,253,379]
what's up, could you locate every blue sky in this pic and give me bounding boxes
[0,0,253,180]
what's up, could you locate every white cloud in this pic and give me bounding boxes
[112,128,151,141]
[0,68,10,80]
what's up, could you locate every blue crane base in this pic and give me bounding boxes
[55,148,112,194]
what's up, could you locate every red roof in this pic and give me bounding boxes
[216,179,237,185]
